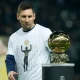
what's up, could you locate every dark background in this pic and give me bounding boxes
[0,0,80,80]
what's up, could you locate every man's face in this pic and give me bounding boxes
[17,9,35,31]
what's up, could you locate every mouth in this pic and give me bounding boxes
[25,23,29,25]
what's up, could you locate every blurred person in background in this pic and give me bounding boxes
[5,1,52,80]
[0,39,7,56]
[0,38,8,80]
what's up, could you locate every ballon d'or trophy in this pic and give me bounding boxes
[42,30,75,80]
[48,30,70,63]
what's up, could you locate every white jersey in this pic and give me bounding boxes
[7,24,52,80]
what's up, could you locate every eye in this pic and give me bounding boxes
[28,15,32,18]
[21,15,26,18]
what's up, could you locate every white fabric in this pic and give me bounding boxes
[7,24,52,80]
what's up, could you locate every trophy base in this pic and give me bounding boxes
[42,63,75,80]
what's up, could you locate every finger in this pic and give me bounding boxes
[14,72,18,75]
[9,74,15,80]
[8,74,12,80]
[8,75,14,80]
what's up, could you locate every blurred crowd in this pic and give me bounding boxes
[0,0,80,79]
[0,0,80,35]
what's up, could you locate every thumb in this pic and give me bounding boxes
[13,72,18,75]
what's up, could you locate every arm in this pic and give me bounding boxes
[5,55,18,80]
[5,36,18,80]
[5,55,16,73]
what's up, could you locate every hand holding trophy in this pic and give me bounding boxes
[48,30,70,63]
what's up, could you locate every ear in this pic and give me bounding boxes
[33,13,36,20]
[17,13,20,21]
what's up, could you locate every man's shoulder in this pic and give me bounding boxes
[9,28,22,39]
[36,24,50,31]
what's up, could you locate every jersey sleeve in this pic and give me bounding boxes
[41,28,52,42]
[41,27,52,52]
[7,36,14,55]
[6,35,16,73]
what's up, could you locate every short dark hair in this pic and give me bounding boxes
[17,1,34,14]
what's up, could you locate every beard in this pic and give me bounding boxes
[22,24,32,31]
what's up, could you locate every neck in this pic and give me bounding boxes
[30,24,35,29]
[23,24,35,32]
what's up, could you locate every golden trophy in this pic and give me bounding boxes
[48,30,70,63]
[42,30,75,80]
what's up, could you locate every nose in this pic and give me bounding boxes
[25,17,29,22]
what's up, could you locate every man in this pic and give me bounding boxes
[5,1,52,80]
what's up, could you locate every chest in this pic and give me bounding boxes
[14,31,47,64]
[15,31,45,53]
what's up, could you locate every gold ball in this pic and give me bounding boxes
[48,30,70,53]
